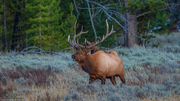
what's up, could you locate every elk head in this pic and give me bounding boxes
[68,20,115,62]
[68,20,115,63]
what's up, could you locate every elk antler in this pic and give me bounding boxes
[86,19,116,48]
[68,26,88,49]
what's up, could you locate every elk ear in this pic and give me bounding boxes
[87,49,96,55]
[75,46,81,51]
[90,47,98,54]
[90,49,95,54]
[87,51,91,55]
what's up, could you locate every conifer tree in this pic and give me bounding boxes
[26,0,76,51]
[0,0,2,49]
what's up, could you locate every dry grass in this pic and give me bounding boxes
[0,65,179,101]
[142,95,180,101]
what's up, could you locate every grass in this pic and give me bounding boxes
[0,33,180,101]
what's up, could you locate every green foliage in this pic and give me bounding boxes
[0,1,2,49]
[77,1,122,47]
[128,0,145,12]
[0,0,14,51]
[76,0,169,47]
[128,0,167,13]
[26,0,76,51]
[31,34,68,51]
[126,0,169,47]
[0,0,176,51]
[125,0,169,45]
[135,0,169,33]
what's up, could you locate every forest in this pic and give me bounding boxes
[0,0,179,51]
[0,0,180,101]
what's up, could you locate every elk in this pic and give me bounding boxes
[68,20,125,85]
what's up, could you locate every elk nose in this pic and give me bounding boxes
[72,55,75,59]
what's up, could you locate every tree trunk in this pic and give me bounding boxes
[2,0,8,51]
[127,14,138,47]
[124,0,138,47]
[11,0,26,51]
[12,12,20,51]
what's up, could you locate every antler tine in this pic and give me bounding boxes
[87,19,116,48]
[74,26,88,48]
[68,35,76,48]
[68,35,72,46]
[84,38,92,47]
[72,26,88,44]
[106,19,109,35]
[76,26,88,38]
[68,26,89,49]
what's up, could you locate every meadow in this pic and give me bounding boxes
[0,33,180,101]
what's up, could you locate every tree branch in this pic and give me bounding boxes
[73,0,80,18]
[136,8,168,18]
[88,0,127,33]
[86,0,97,40]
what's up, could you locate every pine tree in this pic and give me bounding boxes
[11,0,27,51]
[1,0,8,51]
[0,0,20,51]
[0,0,3,49]
[26,0,76,51]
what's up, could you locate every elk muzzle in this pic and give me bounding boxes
[72,54,75,60]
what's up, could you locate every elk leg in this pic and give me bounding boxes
[110,76,116,85]
[101,77,106,85]
[89,76,96,84]
[118,75,125,84]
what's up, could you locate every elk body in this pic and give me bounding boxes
[68,20,125,85]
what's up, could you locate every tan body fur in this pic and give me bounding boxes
[75,50,125,85]
[69,19,125,85]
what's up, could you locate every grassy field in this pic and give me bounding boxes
[0,33,180,101]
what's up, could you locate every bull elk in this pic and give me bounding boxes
[68,20,125,85]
